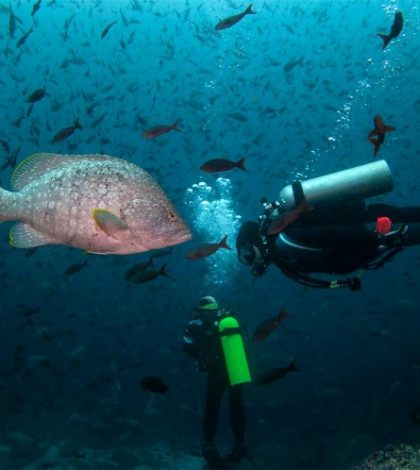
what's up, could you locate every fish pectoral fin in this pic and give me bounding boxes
[9,223,57,248]
[384,125,396,133]
[93,208,129,239]
[368,129,378,138]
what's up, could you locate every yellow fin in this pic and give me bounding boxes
[93,208,129,238]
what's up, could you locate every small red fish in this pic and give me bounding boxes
[142,122,180,139]
[52,118,82,144]
[368,114,396,157]
[268,202,312,235]
[200,157,246,173]
[252,307,291,343]
[186,235,230,260]
[215,4,255,30]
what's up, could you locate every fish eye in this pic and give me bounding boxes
[168,212,176,220]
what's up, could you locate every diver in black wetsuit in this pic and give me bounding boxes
[182,296,250,469]
[236,161,420,290]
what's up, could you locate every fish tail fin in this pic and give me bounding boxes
[288,359,298,372]
[236,157,247,171]
[0,187,14,223]
[384,125,396,133]
[246,4,255,14]
[219,235,231,250]
[377,33,391,49]
[368,137,380,157]
[173,120,182,132]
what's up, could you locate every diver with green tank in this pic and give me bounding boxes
[182,296,252,469]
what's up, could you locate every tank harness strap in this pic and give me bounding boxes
[281,268,362,291]
[219,327,242,336]
[291,181,305,206]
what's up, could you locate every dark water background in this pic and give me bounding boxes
[0,0,419,468]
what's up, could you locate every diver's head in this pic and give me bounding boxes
[236,221,261,265]
[195,295,219,313]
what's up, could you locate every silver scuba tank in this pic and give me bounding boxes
[278,160,393,211]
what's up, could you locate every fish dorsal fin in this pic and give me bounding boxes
[10,153,119,191]
[93,208,129,239]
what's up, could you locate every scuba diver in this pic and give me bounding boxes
[182,296,252,469]
[236,160,420,290]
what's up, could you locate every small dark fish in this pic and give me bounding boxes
[254,359,298,386]
[101,20,117,39]
[186,235,230,260]
[283,56,304,73]
[228,112,248,122]
[200,157,246,173]
[64,259,89,276]
[52,117,82,143]
[0,139,11,153]
[268,202,313,235]
[124,256,155,281]
[377,11,403,49]
[142,122,180,139]
[27,88,46,103]
[31,0,42,16]
[252,307,291,343]
[125,264,168,283]
[368,114,395,157]
[140,376,168,393]
[16,26,34,48]
[215,4,255,30]
[21,306,41,317]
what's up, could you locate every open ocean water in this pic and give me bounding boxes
[0,0,419,469]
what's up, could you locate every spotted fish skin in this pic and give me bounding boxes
[0,153,191,254]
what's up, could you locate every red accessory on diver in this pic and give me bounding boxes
[376,216,392,234]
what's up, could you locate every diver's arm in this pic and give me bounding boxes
[182,319,204,359]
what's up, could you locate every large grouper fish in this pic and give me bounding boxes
[0,153,191,254]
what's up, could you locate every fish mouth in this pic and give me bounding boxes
[172,228,192,243]
[166,227,191,246]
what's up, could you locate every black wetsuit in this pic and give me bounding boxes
[237,199,420,289]
[182,311,246,449]
[273,202,420,275]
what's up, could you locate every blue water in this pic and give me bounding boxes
[0,1,419,468]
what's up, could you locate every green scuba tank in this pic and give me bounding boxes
[218,316,251,386]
